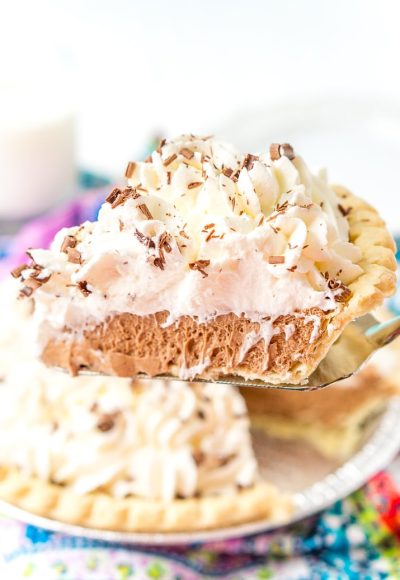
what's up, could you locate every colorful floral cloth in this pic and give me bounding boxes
[0,189,400,579]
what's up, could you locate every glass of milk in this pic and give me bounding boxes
[0,81,76,227]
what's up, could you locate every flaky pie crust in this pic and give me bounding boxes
[0,467,293,532]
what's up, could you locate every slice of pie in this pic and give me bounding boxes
[14,135,396,384]
[0,280,292,532]
[242,337,400,460]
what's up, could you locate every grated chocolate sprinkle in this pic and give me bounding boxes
[134,229,156,249]
[328,280,352,303]
[159,232,172,254]
[192,450,205,465]
[105,187,122,205]
[268,256,285,264]
[148,256,165,270]
[110,186,140,209]
[205,229,216,242]
[222,167,233,178]
[156,138,166,153]
[163,153,177,167]
[60,235,77,253]
[67,247,82,264]
[137,203,153,220]
[270,142,295,161]
[243,153,257,171]
[187,181,203,190]
[338,204,352,217]
[124,161,136,179]
[180,147,194,160]
[19,286,33,298]
[189,260,210,278]
[269,143,281,160]
[97,413,117,432]
[77,280,92,297]
[11,264,28,279]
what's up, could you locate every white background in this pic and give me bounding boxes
[1,0,400,228]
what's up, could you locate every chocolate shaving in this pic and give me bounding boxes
[338,204,352,217]
[335,284,352,303]
[105,187,122,205]
[77,280,92,297]
[30,267,51,284]
[166,171,171,185]
[243,153,257,171]
[67,248,82,264]
[189,260,210,278]
[124,161,136,179]
[222,167,233,178]
[137,203,153,220]
[287,265,297,272]
[192,450,205,465]
[19,286,33,298]
[205,229,216,242]
[187,182,203,190]
[269,143,281,161]
[110,186,139,209]
[148,256,165,270]
[280,143,295,160]
[60,235,77,254]
[203,223,215,230]
[11,264,28,279]
[275,200,289,213]
[163,153,177,167]
[270,142,295,161]
[97,413,117,432]
[327,278,353,303]
[134,229,155,249]
[159,232,172,254]
[268,256,285,264]
[156,138,166,153]
[180,147,194,160]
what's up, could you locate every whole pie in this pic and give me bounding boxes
[0,280,292,532]
[12,135,397,385]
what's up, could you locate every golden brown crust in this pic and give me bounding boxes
[41,188,397,384]
[241,365,398,428]
[0,468,292,532]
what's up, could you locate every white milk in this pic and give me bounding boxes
[0,82,76,220]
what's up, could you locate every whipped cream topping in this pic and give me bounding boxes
[0,280,258,500]
[21,135,363,337]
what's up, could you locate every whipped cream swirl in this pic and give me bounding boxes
[0,280,258,500]
[23,135,363,334]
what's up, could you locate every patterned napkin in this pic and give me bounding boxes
[0,190,400,579]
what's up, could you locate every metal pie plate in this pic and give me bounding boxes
[1,397,400,545]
